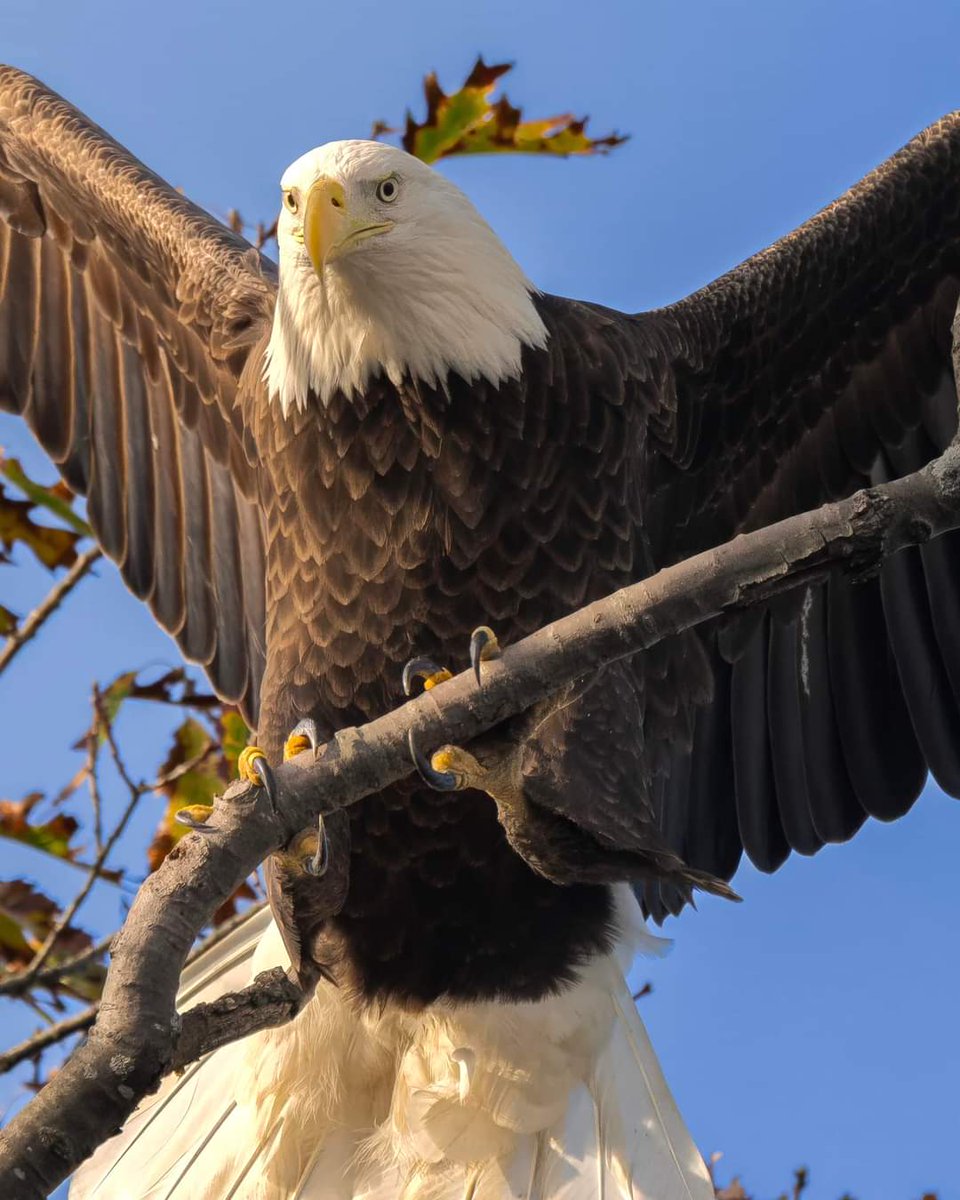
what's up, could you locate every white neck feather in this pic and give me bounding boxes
[264,167,548,415]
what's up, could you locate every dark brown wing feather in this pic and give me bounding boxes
[0,67,274,725]
[630,113,960,918]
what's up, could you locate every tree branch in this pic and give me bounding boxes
[2,446,960,1197]
[0,935,114,1000]
[0,1006,97,1078]
[0,546,101,679]
[8,696,146,997]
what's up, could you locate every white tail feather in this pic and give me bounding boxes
[70,888,711,1200]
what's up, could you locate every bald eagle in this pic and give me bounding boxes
[2,65,960,1197]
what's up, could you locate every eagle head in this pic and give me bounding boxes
[264,140,547,415]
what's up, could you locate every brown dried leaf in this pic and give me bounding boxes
[75,667,221,751]
[0,601,17,635]
[401,56,627,164]
[0,793,81,863]
[0,879,92,967]
[0,455,90,537]
[0,480,81,570]
[715,1180,749,1200]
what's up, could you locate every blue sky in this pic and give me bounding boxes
[2,1,960,1197]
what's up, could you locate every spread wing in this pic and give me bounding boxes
[635,112,960,916]
[0,67,276,726]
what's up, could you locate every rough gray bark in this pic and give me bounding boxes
[2,443,960,1198]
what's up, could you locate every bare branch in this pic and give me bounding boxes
[2,445,960,1197]
[85,691,104,855]
[8,692,145,994]
[0,546,101,679]
[0,1005,97,1078]
[0,935,114,1000]
[170,967,305,1072]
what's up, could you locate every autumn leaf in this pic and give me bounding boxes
[148,710,254,922]
[0,602,16,635]
[401,57,627,164]
[0,793,81,863]
[0,479,82,571]
[0,879,106,1001]
[74,666,221,751]
[0,453,91,575]
[0,455,90,537]
[0,879,90,964]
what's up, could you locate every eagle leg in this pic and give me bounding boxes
[408,730,490,792]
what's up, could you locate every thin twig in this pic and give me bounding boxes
[94,686,143,799]
[0,934,114,998]
[0,546,101,679]
[18,995,54,1027]
[147,742,218,792]
[0,1005,97,1077]
[10,692,145,994]
[86,692,104,855]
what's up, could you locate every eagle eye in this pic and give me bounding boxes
[282,190,299,215]
[376,177,399,204]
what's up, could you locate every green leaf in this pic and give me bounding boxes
[0,878,105,1001]
[0,793,81,863]
[0,456,91,537]
[0,879,92,963]
[148,711,255,927]
[0,480,82,570]
[399,57,627,164]
[148,717,220,870]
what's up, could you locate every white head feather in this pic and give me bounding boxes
[264,140,548,415]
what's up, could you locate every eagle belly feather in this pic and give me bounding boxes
[70,889,711,1200]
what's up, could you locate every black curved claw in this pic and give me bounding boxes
[175,808,215,833]
[469,626,497,687]
[289,717,320,751]
[303,814,329,877]
[252,755,278,811]
[402,655,445,697]
[408,729,459,791]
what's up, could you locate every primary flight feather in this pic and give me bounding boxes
[1,65,959,1197]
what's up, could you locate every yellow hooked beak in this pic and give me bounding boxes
[303,177,393,273]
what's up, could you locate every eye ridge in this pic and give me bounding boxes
[376,177,399,203]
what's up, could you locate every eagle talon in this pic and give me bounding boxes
[408,729,461,791]
[284,718,321,761]
[238,745,278,808]
[469,626,501,686]
[402,656,453,697]
[252,756,278,809]
[303,814,330,877]
[175,804,216,832]
[238,745,268,785]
